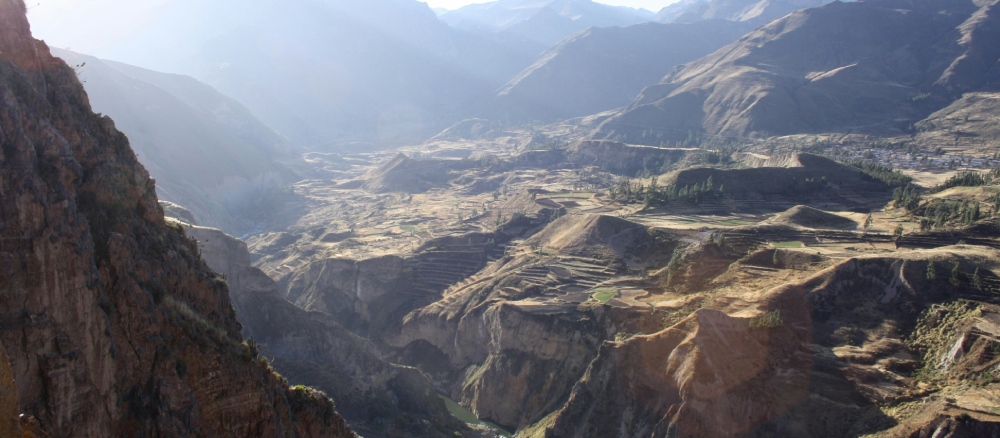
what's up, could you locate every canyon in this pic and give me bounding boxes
[5,0,1000,436]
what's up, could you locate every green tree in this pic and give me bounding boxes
[950,263,962,287]
[926,260,937,281]
[973,268,984,291]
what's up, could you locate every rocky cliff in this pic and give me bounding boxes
[181,222,468,437]
[543,248,1000,437]
[386,215,685,431]
[0,1,351,436]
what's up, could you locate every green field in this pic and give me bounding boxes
[400,225,421,233]
[442,396,512,437]
[774,241,804,248]
[592,287,619,304]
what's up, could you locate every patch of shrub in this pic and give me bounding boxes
[749,310,783,328]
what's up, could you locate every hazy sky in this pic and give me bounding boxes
[424,0,680,10]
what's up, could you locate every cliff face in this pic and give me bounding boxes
[544,249,1000,437]
[182,222,467,437]
[0,1,351,436]
[545,308,811,437]
[0,345,19,437]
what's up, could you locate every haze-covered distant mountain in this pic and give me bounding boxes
[488,20,750,122]
[478,0,839,124]
[655,0,830,25]
[53,48,295,234]
[441,0,655,49]
[595,0,1000,144]
[31,0,533,149]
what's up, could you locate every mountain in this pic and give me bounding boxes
[0,0,351,435]
[655,0,830,25]
[29,0,532,149]
[52,48,295,235]
[595,0,1000,144]
[488,20,750,122]
[441,0,655,49]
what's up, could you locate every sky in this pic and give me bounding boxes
[423,0,680,11]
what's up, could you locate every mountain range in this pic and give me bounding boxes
[595,0,1000,144]
[441,0,655,48]
[32,0,534,149]
[488,20,751,122]
[27,0,854,148]
[654,0,830,25]
[478,0,842,124]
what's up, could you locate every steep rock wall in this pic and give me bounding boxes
[184,223,466,437]
[544,248,1000,437]
[0,1,352,436]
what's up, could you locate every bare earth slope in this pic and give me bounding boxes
[547,247,1000,437]
[597,0,1000,143]
[764,205,858,229]
[0,1,351,436]
[489,20,750,123]
[655,0,830,25]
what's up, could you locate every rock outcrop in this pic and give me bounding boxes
[0,1,351,436]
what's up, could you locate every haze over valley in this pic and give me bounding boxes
[3,0,1000,437]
